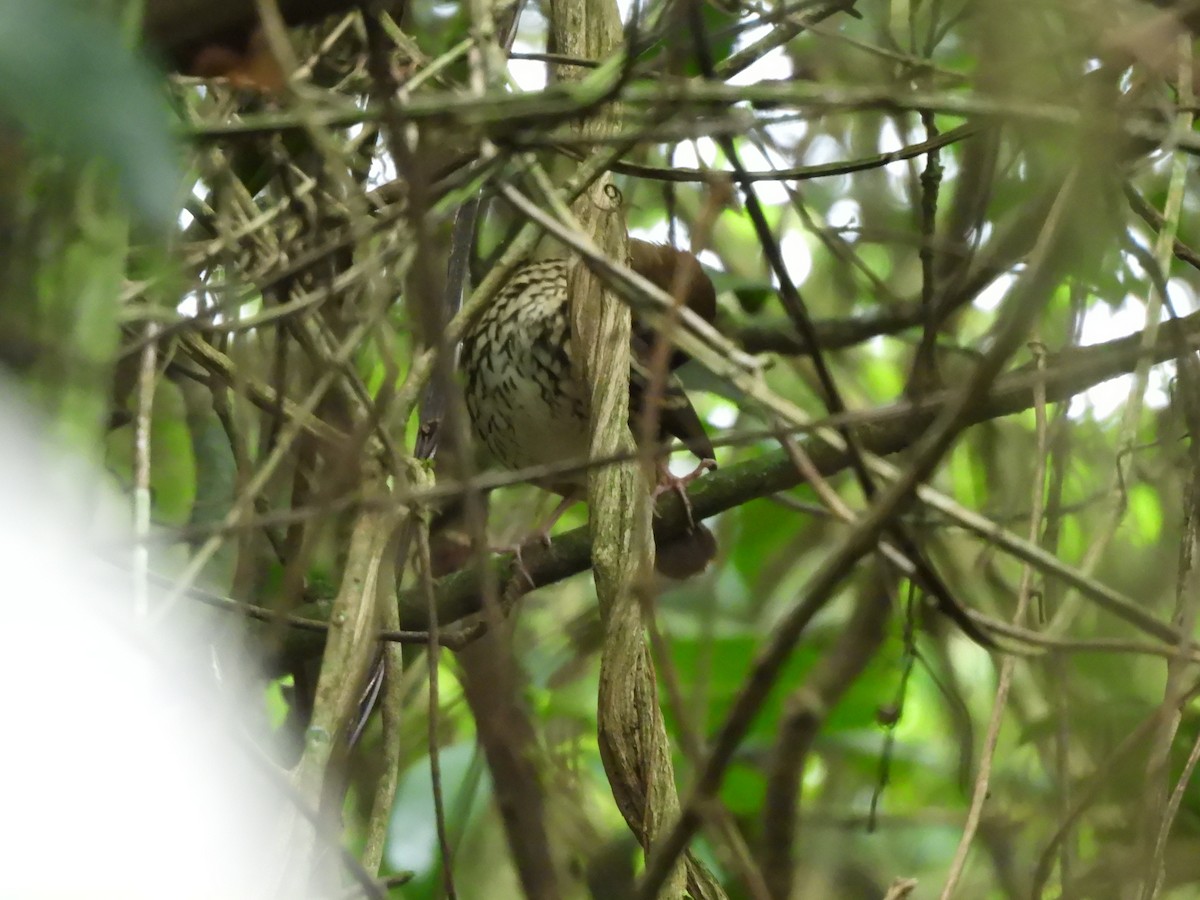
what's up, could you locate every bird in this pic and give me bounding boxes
[458,240,719,578]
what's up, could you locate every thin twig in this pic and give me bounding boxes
[939,341,1049,899]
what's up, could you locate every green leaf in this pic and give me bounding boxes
[386,743,489,875]
[0,0,179,225]
[104,380,197,527]
[666,629,899,746]
[1126,482,1163,548]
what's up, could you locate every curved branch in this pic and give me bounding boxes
[406,308,1200,632]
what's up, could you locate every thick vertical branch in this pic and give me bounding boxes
[292,495,398,801]
[546,2,721,898]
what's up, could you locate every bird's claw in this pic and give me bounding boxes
[493,526,554,589]
[510,543,536,587]
[653,458,716,529]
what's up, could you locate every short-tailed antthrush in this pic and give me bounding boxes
[459,240,719,578]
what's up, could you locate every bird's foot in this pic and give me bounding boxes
[653,458,716,529]
[507,541,539,588]
[490,535,550,588]
[494,494,578,586]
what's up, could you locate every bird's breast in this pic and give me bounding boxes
[461,261,591,478]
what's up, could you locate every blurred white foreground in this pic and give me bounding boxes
[0,393,332,899]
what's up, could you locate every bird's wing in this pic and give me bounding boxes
[629,333,716,463]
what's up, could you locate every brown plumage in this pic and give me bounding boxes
[459,240,718,577]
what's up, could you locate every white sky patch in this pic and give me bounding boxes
[779,227,813,286]
[694,136,720,167]
[762,117,808,150]
[1168,277,1198,314]
[672,138,721,170]
[727,19,793,85]
[178,291,200,317]
[672,140,702,169]
[706,402,739,429]
[508,37,548,91]
[1067,365,1173,419]
[1147,366,1172,409]
[804,134,843,168]
[369,151,397,187]
[735,142,789,204]
[697,248,723,270]
[728,45,792,86]
[1079,295,1147,346]
[1068,373,1128,419]
[1069,295,1172,418]
[879,119,905,155]
[881,124,960,201]
[745,137,790,169]
[668,456,704,477]
[182,179,206,228]
[882,120,913,187]
[939,150,960,185]
[973,271,1017,312]
[172,183,231,318]
[826,199,860,233]
[1123,247,1147,281]
[507,57,547,91]
[734,22,772,50]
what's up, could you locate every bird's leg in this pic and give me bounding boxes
[494,491,582,585]
[652,458,716,529]
[530,492,581,546]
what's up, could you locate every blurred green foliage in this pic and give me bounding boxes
[9,0,1200,897]
[0,0,178,227]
